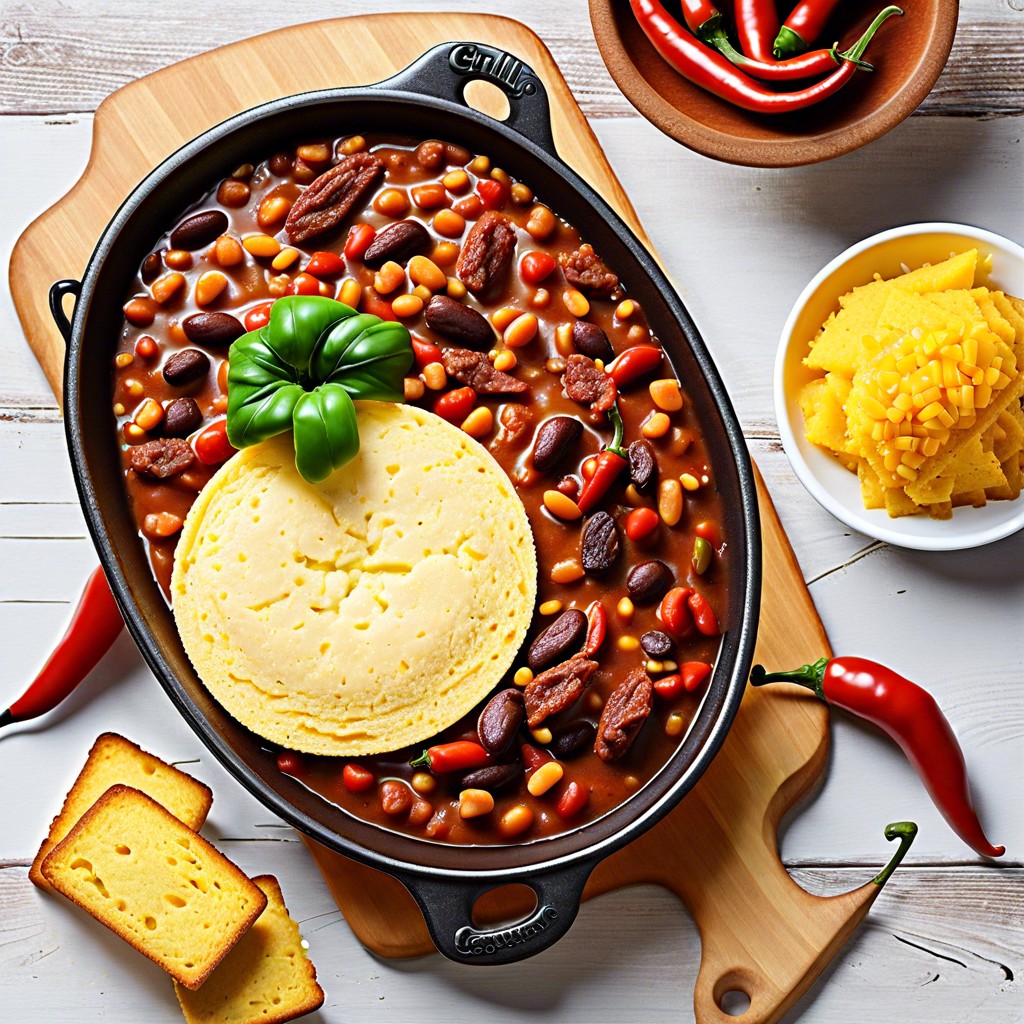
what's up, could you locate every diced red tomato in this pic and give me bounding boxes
[276,751,306,777]
[555,780,588,819]
[287,272,330,296]
[657,587,693,637]
[433,387,476,424]
[344,223,376,261]
[342,764,375,793]
[411,337,442,370]
[520,251,555,285]
[194,419,236,466]
[305,251,346,278]
[625,506,659,541]
[476,178,509,210]
[244,300,275,332]
[653,674,684,700]
[681,662,713,692]
[361,291,398,321]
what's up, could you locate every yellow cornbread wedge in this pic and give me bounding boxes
[172,403,537,756]
[41,785,266,991]
[174,875,324,1024]
[30,732,212,889]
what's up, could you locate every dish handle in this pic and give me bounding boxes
[49,279,82,345]
[395,857,596,965]
[374,41,557,158]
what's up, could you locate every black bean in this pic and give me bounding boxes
[627,560,674,604]
[550,721,596,760]
[162,348,210,387]
[477,688,525,754]
[532,416,583,473]
[640,630,674,659]
[140,251,163,284]
[461,763,523,791]
[528,609,588,671]
[628,439,657,493]
[581,512,619,575]
[162,397,202,437]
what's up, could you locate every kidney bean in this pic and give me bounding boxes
[363,220,432,267]
[640,630,674,659]
[626,559,674,605]
[162,397,202,437]
[571,321,615,362]
[379,780,413,816]
[528,609,588,671]
[461,763,523,791]
[521,743,554,772]
[170,210,229,251]
[581,512,619,575]
[531,416,583,473]
[140,251,163,284]
[688,591,719,637]
[550,721,596,760]
[182,311,245,347]
[424,294,494,348]
[477,688,525,754]
[555,780,589,819]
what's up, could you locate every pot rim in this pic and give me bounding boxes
[63,52,760,887]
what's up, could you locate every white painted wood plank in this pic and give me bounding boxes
[1,858,1019,1024]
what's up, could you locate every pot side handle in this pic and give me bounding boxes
[49,279,82,345]
[374,41,557,158]
[395,857,596,965]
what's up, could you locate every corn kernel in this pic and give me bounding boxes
[271,247,300,271]
[539,599,563,616]
[338,278,361,308]
[550,558,584,584]
[645,660,664,674]
[617,597,634,621]
[642,412,671,439]
[543,490,582,522]
[649,379,683,412]
[531,727,553,745]
[243,234,281,258]
[493,351,517,372]
[615,299,636,320]
[680,473,700,492]
[411,772,436,795]
[514,667,534,687]
[527,761,563,797]
[563,289,590,318]
[665,713,686,738]
[114,352,134,369]
[422,361,447,390]
[492,306,524,332]
[499,804,534,836]
[459,789,494,819]
[617,635,640,652]
[461,406,494,439]
[133,398,164,431]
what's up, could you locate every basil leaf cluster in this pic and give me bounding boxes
[226,296,414,483]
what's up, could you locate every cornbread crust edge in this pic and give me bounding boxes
[29,732,212,888]
[174,875,325,1024]
[40,785,266,990]
[171,403,538,756]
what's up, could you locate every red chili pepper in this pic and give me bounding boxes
[475,178,508,210]
[433,386,476,424]
[631,0,901,114]
[244,300,275,332]
[410,740,492,773]
[194,419,236,465]
[658,587,693,637]
[520,251,556,285]
[576,404,629,514]
[625,506,660,541]
[682,661,713,692]
[607,345,663,388]
[735,0,780,63]
[653,673,685,700]
[582,601,608,657]
[775,0,844,58]
[411,336,442,370]
[680,0,865,81]
[750,657,1005,859]
[0,566,124,730]
[343,223,376,261]
[555,780,589,819]
[305,251,346,279]
[687,590,720,636]
[342,763,375,792]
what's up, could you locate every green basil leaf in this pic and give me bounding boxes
[227,379,303,449]
[269,296,357,373]
[313,318,414,401]
[292,383,359,483]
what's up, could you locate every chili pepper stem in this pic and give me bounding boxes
[0,708,12,730]
[840,7,903,65]
[872,821,918,887]
[409,750,431,769]
[749,658,829,700]
[607,402,626,457]
[773,24,806,60]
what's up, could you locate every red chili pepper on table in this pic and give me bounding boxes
[735,0,780,63]
[0,566,124,730]
[750,657,1005,858]
[630,0,901,114]
[410,740,492,773]
[775,0,845,59]
[679,0,872,81]
[576,403,629,514]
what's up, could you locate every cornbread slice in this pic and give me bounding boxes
[41,785,266,990]
[174,875,324,1024]
[30,732,212,888]
[172,403,537,756]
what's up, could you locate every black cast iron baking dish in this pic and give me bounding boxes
[55,41,761,965]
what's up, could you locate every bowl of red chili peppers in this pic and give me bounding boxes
[589,0,958,167]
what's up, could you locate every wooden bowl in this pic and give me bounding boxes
[589,0,958,167]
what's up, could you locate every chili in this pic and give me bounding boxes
[607,344,663,388]
[582,600,608,657]
[631,0,901,114]
[687,590,720,636]
[775,0,844,59]
[681,0,865,81]
[750,657,1005,858]
[410,740,492,774]
[0,566,124,730]
[576,403,629,513]
[735,0,780,63]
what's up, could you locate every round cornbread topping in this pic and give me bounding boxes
[171,404,537,756]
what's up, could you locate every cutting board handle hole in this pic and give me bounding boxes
[718,989,751,1016]
[462,79,511,122]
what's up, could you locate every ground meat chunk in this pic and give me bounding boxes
[127,438,195,479]
[562,354,616,413]
[558,243,619,298]
[524,655,599,727]
[595,669,653,762]
[440,347,528,394]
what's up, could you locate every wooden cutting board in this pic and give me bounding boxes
[10,13,902,1023]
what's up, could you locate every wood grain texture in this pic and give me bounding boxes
[0,0,1020,117]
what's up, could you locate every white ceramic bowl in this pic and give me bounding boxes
[775,223,1024,551]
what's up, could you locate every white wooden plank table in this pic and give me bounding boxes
[1,2,1021,1021]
